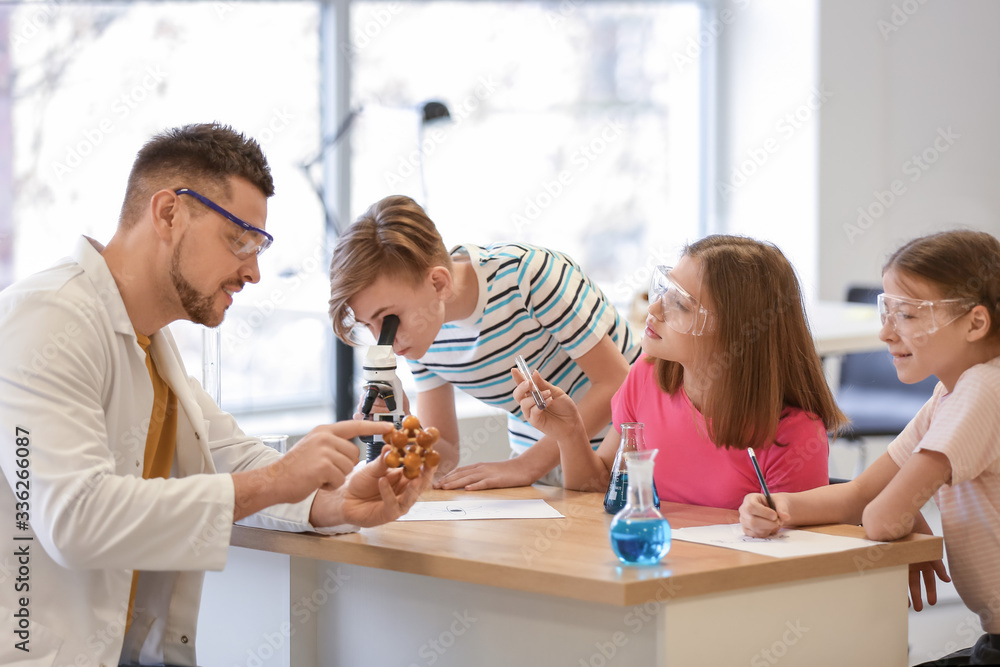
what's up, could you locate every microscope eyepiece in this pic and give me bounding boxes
[378,314,400,346]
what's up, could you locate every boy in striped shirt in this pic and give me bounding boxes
[329,195,641,490]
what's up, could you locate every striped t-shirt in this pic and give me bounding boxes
[407,243,641,452]
[887,354,1000,633]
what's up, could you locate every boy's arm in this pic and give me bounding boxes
[436,335,630,490]
[415,383,461,475]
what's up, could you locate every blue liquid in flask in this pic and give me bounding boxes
[604,473,660,514]
[610,518,671,565]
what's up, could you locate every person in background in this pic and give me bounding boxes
[0,123,433,667]
[515,235,844,509]
[328,195,641,490]
[740,230,1000,666]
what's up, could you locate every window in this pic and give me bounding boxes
[348,1,708,406]
[350,1,705,310]
[3,0,710,424]
[7,2,330,425]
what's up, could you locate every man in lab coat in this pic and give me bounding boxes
[0,123,432,666]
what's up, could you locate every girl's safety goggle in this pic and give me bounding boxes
[877,293,975,339]
[649,265,712,336]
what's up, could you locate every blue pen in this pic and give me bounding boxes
[747,448,776,512]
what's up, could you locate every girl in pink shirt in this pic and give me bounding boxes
[513,235,846,509]
[740,230,1000,665]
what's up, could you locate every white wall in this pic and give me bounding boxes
[818,0,1000,299]
[715,0,821,296]
[714,0,1000,301]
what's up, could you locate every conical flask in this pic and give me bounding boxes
[603,423,659,514]
[609,450,671,565]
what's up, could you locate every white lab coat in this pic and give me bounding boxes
[0,237,327,666]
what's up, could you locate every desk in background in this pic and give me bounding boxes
[629,298,883,357]
[808,300,883,357]
[206,485,940,667]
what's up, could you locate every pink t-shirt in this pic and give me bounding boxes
[610,355,830,510]
[887,355,1000,633]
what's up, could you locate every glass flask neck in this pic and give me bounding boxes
[620,422,644,454]
[625,459,657,511]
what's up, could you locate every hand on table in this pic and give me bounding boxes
[434,456,539,491]
[738,492,791,538]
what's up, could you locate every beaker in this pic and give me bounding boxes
[603,423,659,514]
[608,449,671,565]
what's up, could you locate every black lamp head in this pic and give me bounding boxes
[421,101,451,124]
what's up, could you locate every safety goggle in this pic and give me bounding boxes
[877,293,975,340]
[176,188,273,258]
[649,265,711,335]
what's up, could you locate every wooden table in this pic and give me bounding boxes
[225,486,940,667]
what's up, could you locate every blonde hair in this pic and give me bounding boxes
[328,195,452,344]
[653,235,847,449]
[884,230,1000,339]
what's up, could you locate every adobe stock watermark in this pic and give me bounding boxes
[235,566,350,667]
[750,619,809,667]
[520,501,591,565]
[14,280,122,387]
[406,609,478,667]
[214,1,236,19]
[672,0,754,74]
[877,0,930,42]
[545,0,579,29]
[341,3,403,63]
[611,246,673,303]
[254,107,295,147]
[510,116,626,235]
[9,0,65,51]
[843,126,959,244]
[578,577,682,667]
[222,239,326,353]
[383,74,502,188]
[717,85,833,201]
[458,412,507,463]
[50,65,168,182]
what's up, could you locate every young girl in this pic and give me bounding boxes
[739,230,1000,665]
[515,235,845,510]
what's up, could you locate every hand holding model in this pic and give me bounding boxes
[382,415,442,478]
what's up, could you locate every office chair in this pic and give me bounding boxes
[835,285,937,478]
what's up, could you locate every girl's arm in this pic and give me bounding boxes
[531,334,630,484]
[907,509,951,611]
[512,368,621,491]
[861,449,951,541]
[741,451,902,536]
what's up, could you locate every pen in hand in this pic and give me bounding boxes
[747,447,776,512]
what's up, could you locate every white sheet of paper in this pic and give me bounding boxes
[397,499,564,521]
[671,523,883,558]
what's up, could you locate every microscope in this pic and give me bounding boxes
[358,314,406,462]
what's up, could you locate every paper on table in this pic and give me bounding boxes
[397,499,564,521]
[671,523,883,558]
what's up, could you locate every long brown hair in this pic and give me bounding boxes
[884,230,1000,339]
[328,195,453,344]
[653,235,847,449]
